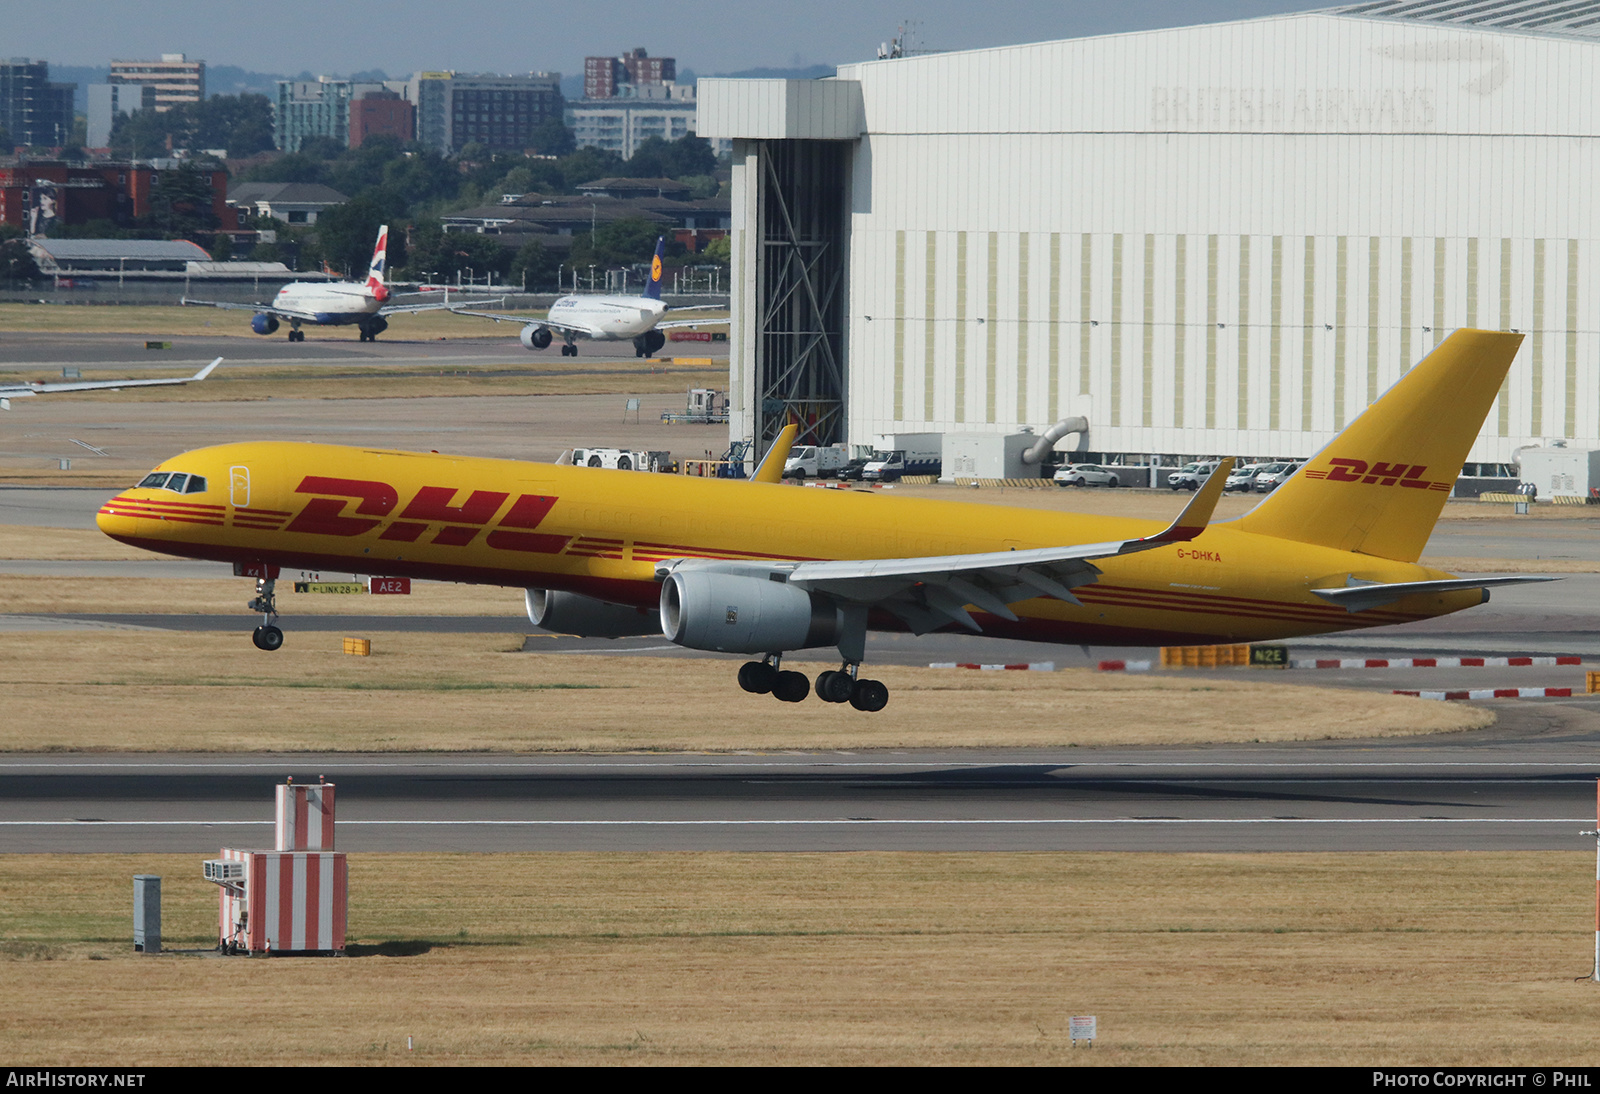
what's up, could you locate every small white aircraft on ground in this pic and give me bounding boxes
[0,358,221,410]
[452,237,725,358]
[183,226,490,343]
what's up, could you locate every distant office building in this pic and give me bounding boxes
[569,84,701,160]
[86,83,155,149]
[0,60,76,148]
[109,54,204,112]
[349,89,414,148]
[584,48,674,99]
[405,71,562,155]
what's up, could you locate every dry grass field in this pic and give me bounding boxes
[2,851,1597,1065]
[0,629,1484,752]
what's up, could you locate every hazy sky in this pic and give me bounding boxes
[10,1,1327,77]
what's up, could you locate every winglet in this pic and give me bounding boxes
[1133,457,1233,549]
[192,357,222,381]
[750,424,799,484]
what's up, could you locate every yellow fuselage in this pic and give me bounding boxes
[96,441,1482,646]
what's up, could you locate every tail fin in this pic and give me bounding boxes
[1241,329,1523,562]
[642,236,666,301]
[366,225,390,301]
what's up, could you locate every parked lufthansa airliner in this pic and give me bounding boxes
[452,237,725,358]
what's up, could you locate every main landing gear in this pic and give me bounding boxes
[287,326,305,343]
[248,577,284,651]
[736,654,890,712]
[560,340,579,356]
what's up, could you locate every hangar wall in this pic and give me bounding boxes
[702,10,1600,465]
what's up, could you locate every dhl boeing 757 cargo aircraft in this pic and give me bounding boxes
[96,329,1548,712]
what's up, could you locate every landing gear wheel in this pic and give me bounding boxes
[738,660,777,694]
[772,670,811,703]
[849,678,888,712]
[252,625,284,651]
[816,670,854,704]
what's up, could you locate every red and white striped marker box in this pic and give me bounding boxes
[276,781,335,851]
[217,848,348,955]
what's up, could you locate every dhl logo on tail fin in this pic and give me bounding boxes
[1241,329,1523,562]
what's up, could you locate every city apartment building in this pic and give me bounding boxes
[0,60,75,148]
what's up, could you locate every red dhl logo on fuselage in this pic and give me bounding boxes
[283,476,568,553]
[1301,458,1451,492]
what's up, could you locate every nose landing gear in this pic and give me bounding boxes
[248,577,284,651]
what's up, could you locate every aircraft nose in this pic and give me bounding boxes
[95,496,143,542]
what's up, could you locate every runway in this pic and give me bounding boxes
[4,738,1597,853]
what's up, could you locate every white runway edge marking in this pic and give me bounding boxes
[5,760,1600,771]
[1,818,1589,827]
[1396,687,1576,700]
[1301,656,1583,670]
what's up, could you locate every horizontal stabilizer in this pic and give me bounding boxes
[1311,574,1558,613]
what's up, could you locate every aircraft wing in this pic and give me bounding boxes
[379,298,500,316]
[0,358,221,407]
[181,297,324,322]
[656,317,730,331]
[448,308,600,337]
[657,459,1234,633]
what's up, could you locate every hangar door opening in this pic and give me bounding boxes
[753,139,850,451]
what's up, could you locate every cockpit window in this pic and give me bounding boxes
[135,472,207,494]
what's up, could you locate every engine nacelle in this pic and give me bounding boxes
[250,313,280,336]
[659,570,839,654]
[520,324,554,351]
[634,329,666,356]
[525,588,660,638]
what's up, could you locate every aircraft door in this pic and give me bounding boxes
[230,465,251,508]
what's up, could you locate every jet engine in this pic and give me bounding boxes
[250,313,280,336]
[520,324,554,351]
[633,330,666,357]
[525,588,660,638]
[659,570,839,654]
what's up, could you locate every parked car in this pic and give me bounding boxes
[836,458,870,482]
[1225,462,1273,492]
[1053,463,1122,488]
[1252,462,1300,492]
[1167,460,1221,491]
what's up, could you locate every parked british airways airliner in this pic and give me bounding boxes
[183,226,485,343]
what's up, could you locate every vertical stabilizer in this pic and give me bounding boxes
[366,225,390,301]
[642,236,666,301]
[1241,329,1523,562]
